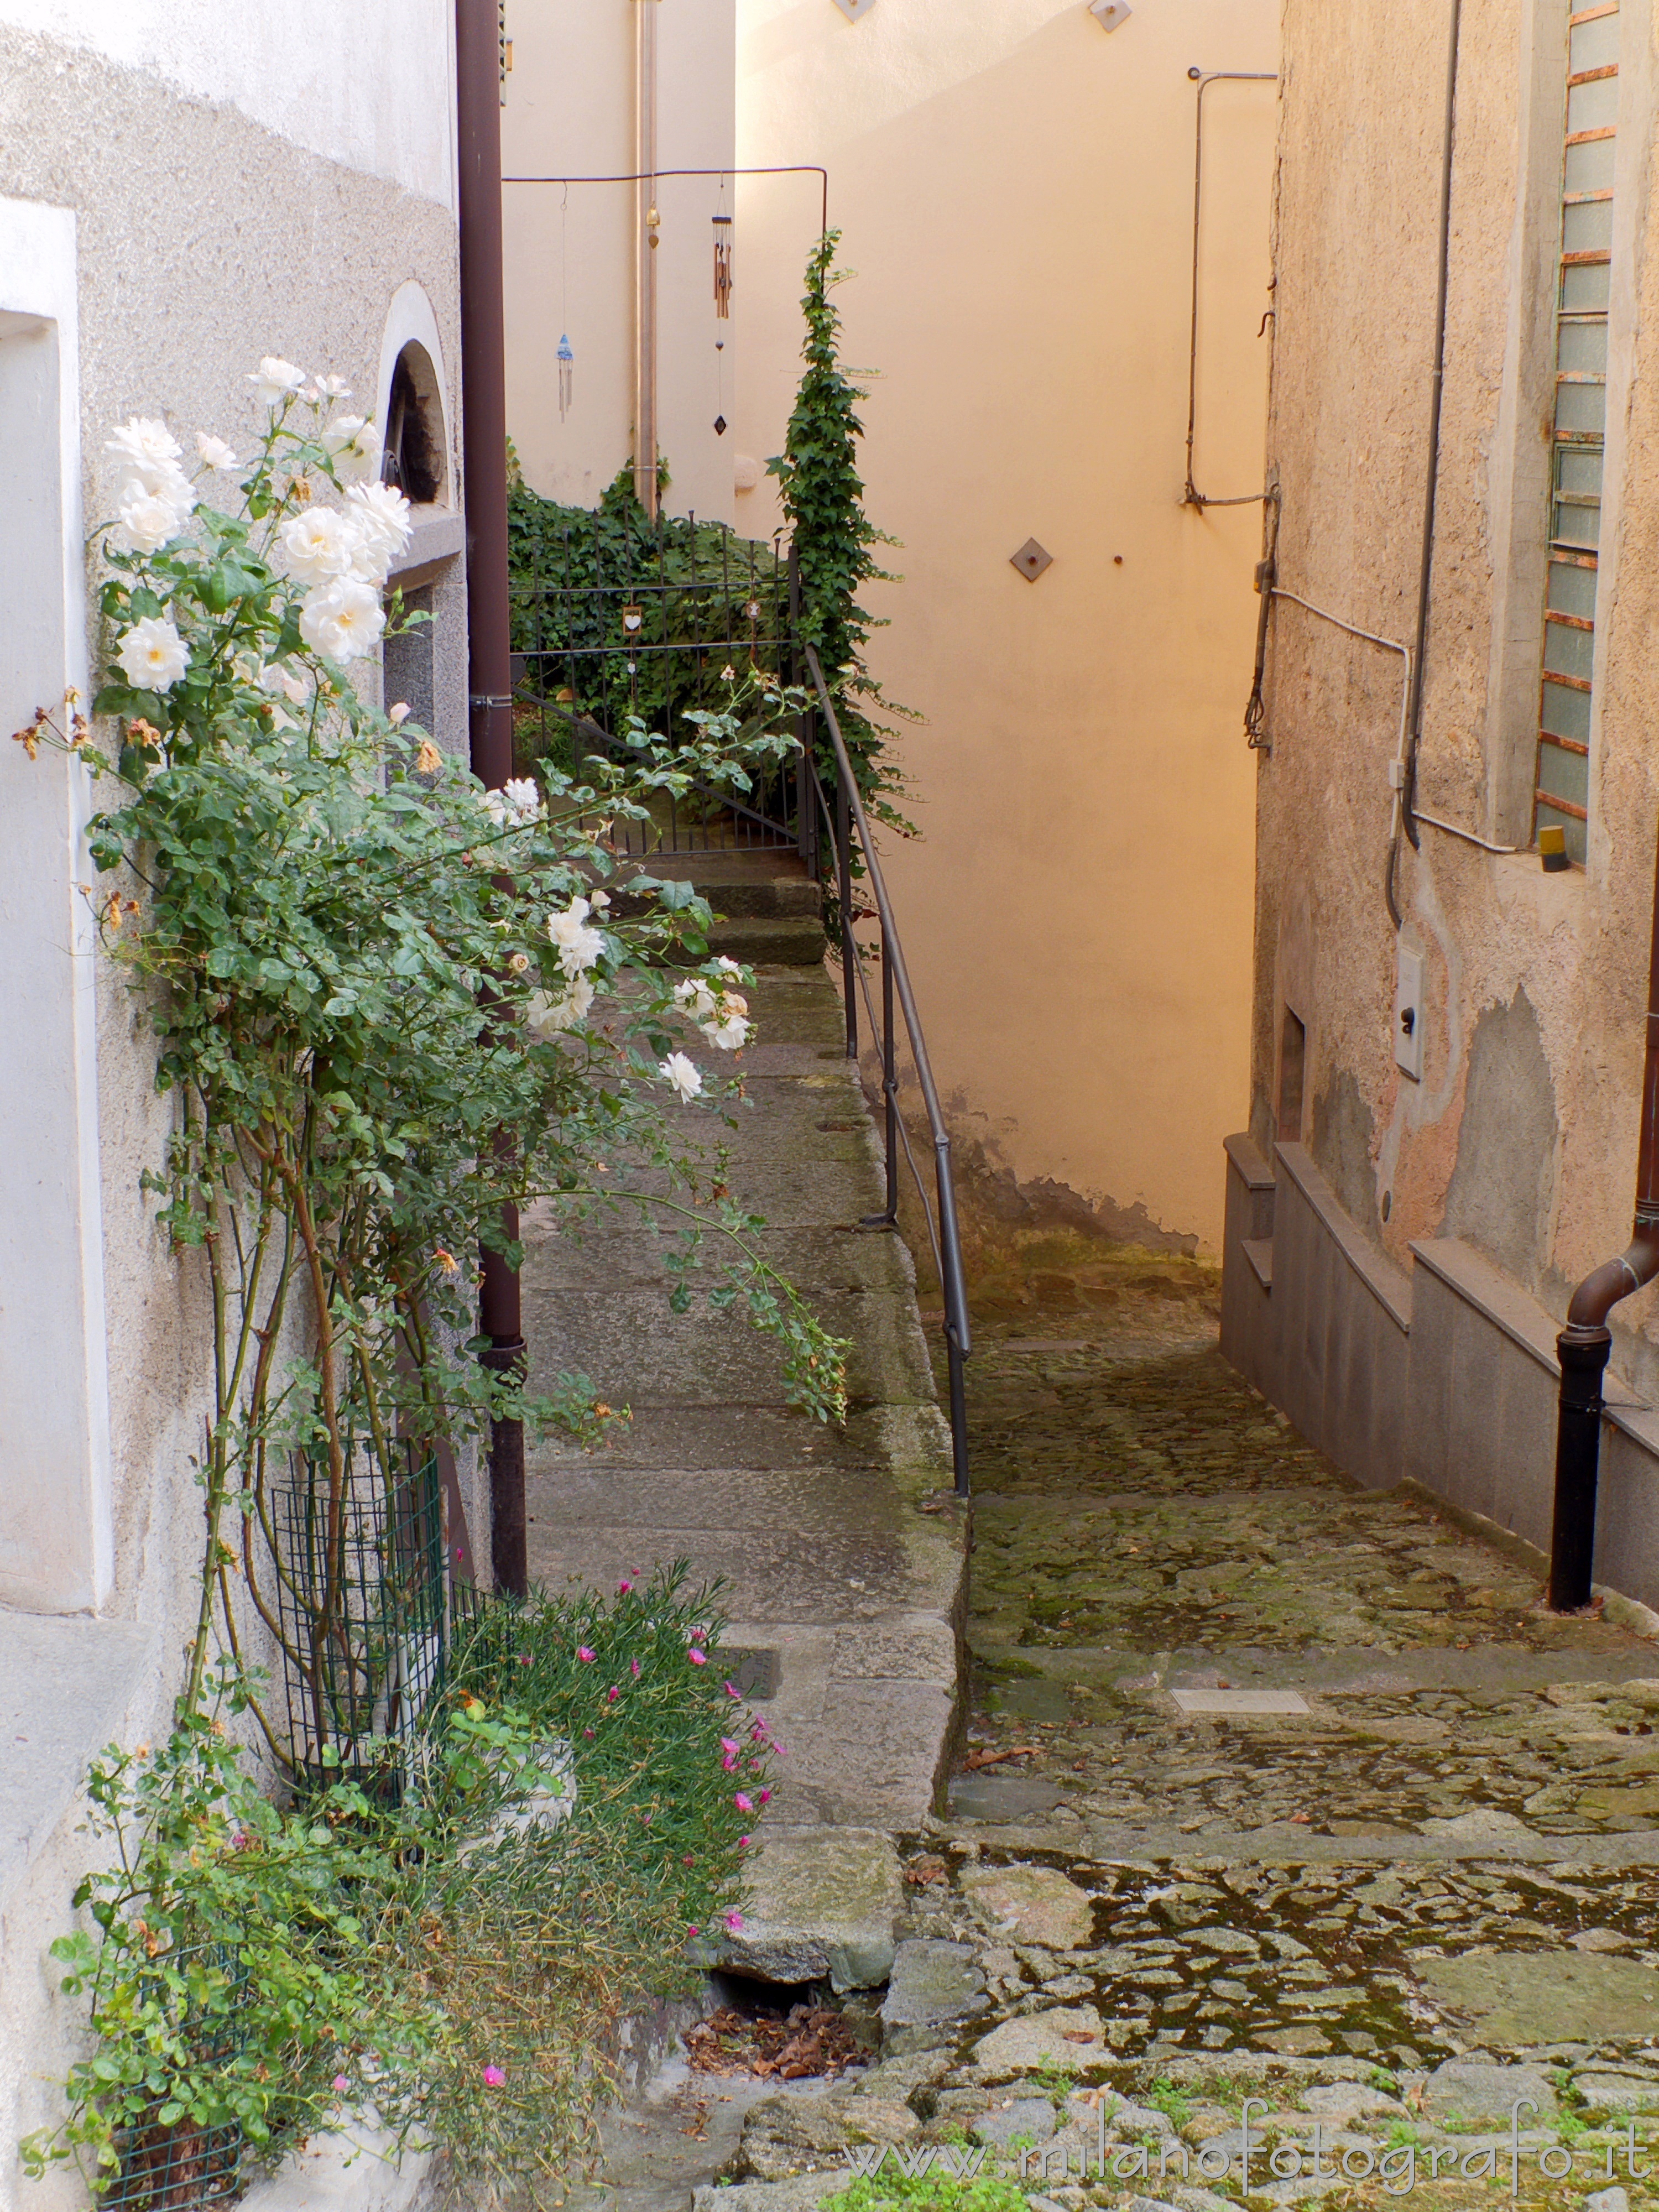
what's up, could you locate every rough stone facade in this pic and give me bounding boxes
[1223,0,1659,1599]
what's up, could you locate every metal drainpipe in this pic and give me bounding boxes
[456,0,528,1598]
[634,0,660,520]
[1550,830,1659,1610]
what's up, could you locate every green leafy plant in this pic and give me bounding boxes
[17,362,847,2200]
[20,369,847,1751]
[1146,2076,1194,2130]
[25,1570,771,2198]
[820,2167,1032,2212]
[768,231,914,831]
[1033,2052,1079,2112]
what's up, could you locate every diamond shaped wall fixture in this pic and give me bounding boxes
[1089,0,1133,30]
[832,0,877,19]
[1010,538,1054,583]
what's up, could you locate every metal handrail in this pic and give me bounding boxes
[802,647,972,1495]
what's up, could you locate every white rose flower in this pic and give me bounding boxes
[526,975,596,1035]
[546,896,606,978]
[483,777,544,830]
[106,418,182,472]
[659,1051,703,1104]
[299,575,385,662]
[705,993,751,1051]
[280,507,362,585]
[317,374,354,399]
[116,615,189,692]
[248,357,307,406]
[114,482,191,555]
[324,416,383,484]
[672,978,719,1025]
[711,956,744,977]
[343,479,410,580]
[195,432,239,469]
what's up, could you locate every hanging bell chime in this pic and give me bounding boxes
[712,212,733,319]
[557,332,573,422]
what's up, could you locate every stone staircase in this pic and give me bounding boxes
[520,854,966,1947]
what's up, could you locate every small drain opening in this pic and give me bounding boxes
[686,1972,874,2081]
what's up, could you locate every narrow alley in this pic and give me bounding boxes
[656,1255,1659,2212]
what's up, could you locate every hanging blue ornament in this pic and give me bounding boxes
[557,332,573,422]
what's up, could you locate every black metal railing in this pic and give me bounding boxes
[803,647,972,1495]
[508,516,810,859]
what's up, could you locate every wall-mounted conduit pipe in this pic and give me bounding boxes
[1182,65,1279,512]
[1396,0,1465,875]
[1549,829,1659,1610]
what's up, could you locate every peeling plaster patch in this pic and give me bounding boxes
[1312,1067,1381,1238]
[1442,987,1559,1292]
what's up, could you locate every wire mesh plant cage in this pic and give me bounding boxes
[270,1437,446,1787]
[98,1944,247,2212]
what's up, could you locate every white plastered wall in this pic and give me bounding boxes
[0,196,113,1614]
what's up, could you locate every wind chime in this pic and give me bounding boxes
[557,184,575,422]
[712,179,733,436]
[712,185,734,318]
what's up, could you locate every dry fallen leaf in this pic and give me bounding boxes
[963,1745,1041,1771]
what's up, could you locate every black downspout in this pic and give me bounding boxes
[456,0,528,1598]
[1550,831,1659,1610]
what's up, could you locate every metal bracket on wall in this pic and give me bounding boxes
[1090,0,1133,30]
[832,0,877,18]
[1010,538,1053,583]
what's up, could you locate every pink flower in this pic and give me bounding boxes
[724,1680,742,1699]
[630,1658,641,1677]
[687,1923,700,1937]
[770,1742,787,1758]
[722,1753,737,1772]
[483,2065,507,2088]
[757,1788,772,1804]
[724,1909,744,1932]
[583,1726,596,1738]
[721,1737,740,1755]
[750,1721,769,1743]
[608,1685,621,1702]
[685,1854,696,1866]
[738,1834,750,1848]
[332,2074,349,2094]
[517,1653,532,1667]
[690,1626,707,1644]
[618,1578,633,1594]
[576,1646,596,1663]
[734,1791,753,1812]
[688,1648,707,1666]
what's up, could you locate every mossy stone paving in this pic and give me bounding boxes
[907,1266,1659,2205]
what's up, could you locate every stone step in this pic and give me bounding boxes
[707,914,827,967]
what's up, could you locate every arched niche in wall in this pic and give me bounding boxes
[376,282,453,509]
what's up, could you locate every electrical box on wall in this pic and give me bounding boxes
[1394,946,1424,1083]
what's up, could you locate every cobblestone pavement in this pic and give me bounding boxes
[808,1256,1659,2211]
[588,1256,1659,2212]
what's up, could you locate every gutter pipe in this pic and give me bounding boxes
[456,0,528,1598]
[1550,831,1659,1610]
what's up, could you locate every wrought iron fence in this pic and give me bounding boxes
[508,513,810,859]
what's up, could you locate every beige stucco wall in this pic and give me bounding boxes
[0,23,461,2194]
[733,0,1276,1254]
[499,0,1277,1251]
[1253,0,1659,1393]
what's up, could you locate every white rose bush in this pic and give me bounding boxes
[21,361,847,1730]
